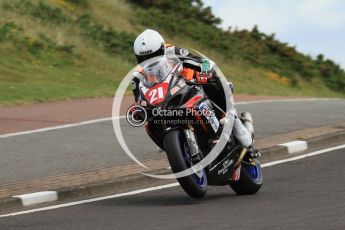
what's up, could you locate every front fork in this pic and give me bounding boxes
[183,127,202,164]
[184,127,206,178]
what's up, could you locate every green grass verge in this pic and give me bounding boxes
[0,0,343,106]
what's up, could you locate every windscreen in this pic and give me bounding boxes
[143,57,181,87]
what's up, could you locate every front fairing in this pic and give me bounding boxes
[139,63,187,107]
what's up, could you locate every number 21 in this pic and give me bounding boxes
[149,87,164,104]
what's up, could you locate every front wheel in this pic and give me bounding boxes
[229,159,263,195]
[164,130,207,199]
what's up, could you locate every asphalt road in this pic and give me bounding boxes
[0,99,345,184]
[1,147,344,230]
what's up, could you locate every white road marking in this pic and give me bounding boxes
[0,98,340,139]
[235,97,339,105]
[279,140,308,154]
[1,143,344,218]
[0,183,179,218]
[14,191,58,206]
[261,144,345,168]
[0,116,125,139]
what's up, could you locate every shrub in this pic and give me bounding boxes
[65,0,88,6]
[76,14,135,61]
[4,0,71,24]
[0,22,74,56]
[0,22,20,41]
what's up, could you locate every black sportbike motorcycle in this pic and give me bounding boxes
[133,57,262,198]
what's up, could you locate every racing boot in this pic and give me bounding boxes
[219,111,254,148]
[240,112,260,158]
[233,115,253,148]
[240,112,254,140]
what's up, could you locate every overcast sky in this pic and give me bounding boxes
[203,0,345,69]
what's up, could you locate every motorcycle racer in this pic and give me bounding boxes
[131,29,255,149]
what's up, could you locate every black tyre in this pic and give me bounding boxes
[229,159,263,195]
[164,130,207,199]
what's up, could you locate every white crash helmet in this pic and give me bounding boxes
[134,29,165,64]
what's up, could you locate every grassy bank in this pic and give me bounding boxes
[0,0,343,106]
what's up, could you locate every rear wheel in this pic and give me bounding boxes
[229,158,263,195]
[164,129,207,199]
